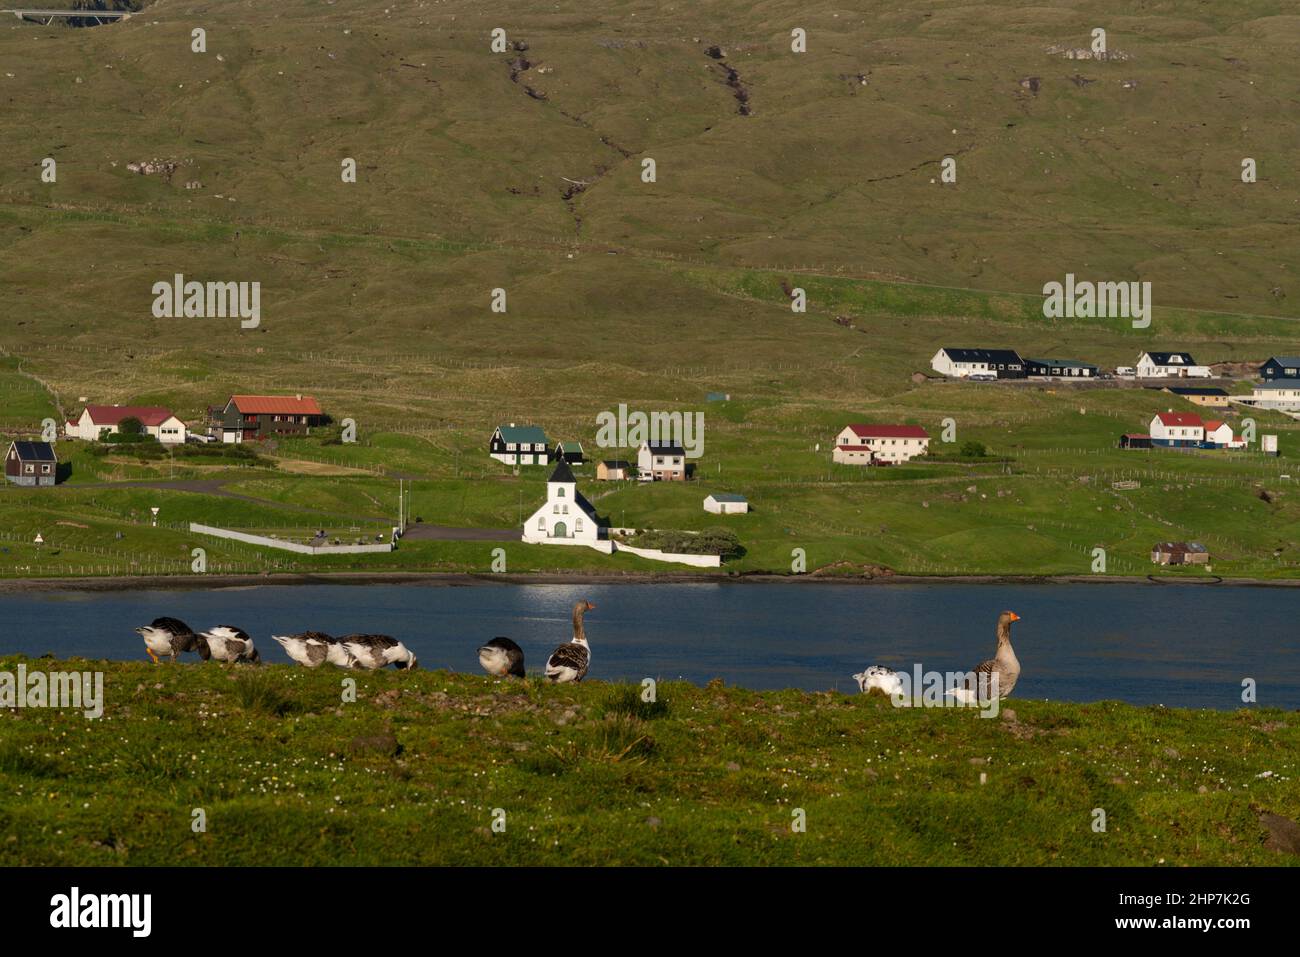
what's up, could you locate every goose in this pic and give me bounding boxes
[340,633,418,670]
[478,637,525,678]
[853,665,903,698]
[948,610,1022,704]
[271,631,354,669]
[135,617,209,663]
[544,600,595,683]
[199,625,261,664]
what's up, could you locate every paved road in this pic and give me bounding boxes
[401,524,520,542]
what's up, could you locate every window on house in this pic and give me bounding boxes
[557,487,565,498]
[576,519,583,533]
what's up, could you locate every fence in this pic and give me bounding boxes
[189,523,394,555]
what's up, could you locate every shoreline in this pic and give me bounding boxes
[0,569,1296,593]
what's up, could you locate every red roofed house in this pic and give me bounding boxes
[1149,411,1204,448]
[832,424,930,465]
[66,404,188,444]
[212,394,325,443]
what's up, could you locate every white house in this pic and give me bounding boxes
[704,493,748,514]
[521,461,603,547]
[832,424,930,464]
[931,347,1026,379]
[1202,419,1242,448]
[1239,381,1300,412]
[66,404,188,444]
[637,441,686,481]
[1149,411,1204,447]
[1136,351,1211,378]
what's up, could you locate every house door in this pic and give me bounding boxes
[553,521,567,538]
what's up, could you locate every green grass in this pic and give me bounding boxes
[0,657,1295,865]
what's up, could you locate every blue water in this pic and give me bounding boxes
[0,581,1295,709]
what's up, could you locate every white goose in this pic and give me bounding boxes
[852,665,903,698]
[340,633,418,670]
[199,625,261,664]
[272,631,355,669]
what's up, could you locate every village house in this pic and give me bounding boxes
[1259,356,1300,380]
[1136,351,1211,378]
[4,440,58,486]
[211,395,325,443]
[931,347,1026,380]
[1152,542,1210,566]
[1202,419,1241,448]
[1164,386,1229,408]
[1239,380,1300,412]
[553,441,584,465]
[596,460,632,481]
[66,404,188,444]
[637,440,686,481]
[704,493,749,515]
[1023,357,1098,378]
[521,461,603,546]
[1148,411,1204,447]
[489,424,550,466]
[832,424,931,465]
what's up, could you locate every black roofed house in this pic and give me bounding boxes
[1136,351,1211,378]
[1260,356,1300,380]
[521,460,608,550]
[931,347,1026,379]
[1164,386,1230,408]
[637,440,687,481]
[1024,357,1098,378]
[5,440,58,486]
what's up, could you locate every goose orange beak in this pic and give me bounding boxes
[1009,612,1021,622]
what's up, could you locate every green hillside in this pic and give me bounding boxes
[2,1,1300,580]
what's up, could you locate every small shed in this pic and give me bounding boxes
[1119,433,1152,449]
[5,441,58,486]
[1151,542,1209,566]
[553,441,584,465]
[596,460,631,481]
[704,493,749,515]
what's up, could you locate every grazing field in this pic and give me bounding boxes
[2,1,1299,582]
[0,658,1295,866]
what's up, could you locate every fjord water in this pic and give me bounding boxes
[0,581,1295,710]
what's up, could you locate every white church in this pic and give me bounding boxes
[522,461,610,551]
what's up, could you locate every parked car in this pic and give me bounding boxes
[968,373,997,382]
[1115,366,1136,378]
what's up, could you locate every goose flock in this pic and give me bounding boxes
[135,618,416,670]
[135,601,1019,698]
[133,598,595,679]
[854,610,1023,703]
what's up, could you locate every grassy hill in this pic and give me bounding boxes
[1,657,1296,865]
[2,1,1300,581]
